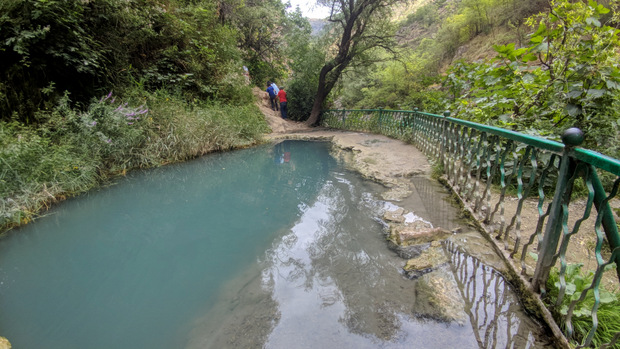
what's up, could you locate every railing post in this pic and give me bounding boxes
[341,109,346,128]
[441,110,450,165]
[378,107,384,132]
[532,127,584,292]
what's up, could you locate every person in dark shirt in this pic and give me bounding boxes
[266,82,278,111]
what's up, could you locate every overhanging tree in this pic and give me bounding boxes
[305,0,402,125]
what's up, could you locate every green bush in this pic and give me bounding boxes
[284,18,325,121]
[405,3,439,27]
[546,264,620,348]
[0,0,261,122]
[442,0,620,158]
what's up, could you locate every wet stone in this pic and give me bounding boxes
[390,226,451,246]
[387,241,427,259]
[383,208,405,223]
[381,184,412,201]
[414,268,468,325]
[403,245,449,279]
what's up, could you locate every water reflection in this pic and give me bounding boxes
[0,138,552,348]
[445,240,553,349]
[0,141,334,349]
[188,171,553,348]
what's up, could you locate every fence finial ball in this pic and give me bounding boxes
[443,110,450,117]
[561,127,584,147]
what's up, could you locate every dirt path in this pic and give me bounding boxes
[253,87,310,134]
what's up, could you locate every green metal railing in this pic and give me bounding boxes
[322,108,620,348]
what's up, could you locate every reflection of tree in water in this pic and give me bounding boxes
[444,240,554,349]
[268,168,553,346]
[189,141,553,348]
[290,173,409,341]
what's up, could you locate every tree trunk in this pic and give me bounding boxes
[306,91,327,126]
[306,62,336,126]
[303,0,394,126]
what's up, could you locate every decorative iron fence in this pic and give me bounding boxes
[322,108,620,348]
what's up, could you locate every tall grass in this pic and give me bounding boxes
[0,90,270,234]
[545,264,620,348]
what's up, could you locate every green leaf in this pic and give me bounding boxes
[533,42,549,53]
[596,2,611,14]
[567,90,582,99]
[528,252,539,261]
[522,73,535,84]
[565,104,582,117]
[493,43,515,56]
[530,35,543,44]
[532,22,547,37]
[586,17,601,28]
[606,80,619,90]
[522,53,538,62]
[599,291,616,304]
[499,114,512,122]
[586,89,605,98]
[574,307,591,318]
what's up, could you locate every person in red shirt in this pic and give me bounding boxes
[277,87,288,119]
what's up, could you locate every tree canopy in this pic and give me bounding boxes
[0,0,303,123]
[305,0,403,125]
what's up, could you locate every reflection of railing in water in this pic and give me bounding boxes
[409,177,457,229]
[445,240,545,349]
[322,108,620,348]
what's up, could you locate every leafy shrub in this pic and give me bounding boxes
[546,264,620,348]
[284,18,325,121]
[442,0,620,158]
[0,0,257,122]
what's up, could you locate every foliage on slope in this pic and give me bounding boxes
[0,0,301,123]
[333,0,620,158]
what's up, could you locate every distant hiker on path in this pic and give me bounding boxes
[278,86,288,119]
[266,82,278,111]
[271,81,280,95]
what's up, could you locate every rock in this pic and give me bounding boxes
[387,240,427,259]
[390,225,451,246]
[405,219,434,231]
[403,245,449,279]
[381,183,412,201]
[0,337,11,349]
[383,208,405,223]
[414,268,468,325]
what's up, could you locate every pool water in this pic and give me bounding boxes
[0,141,552,348]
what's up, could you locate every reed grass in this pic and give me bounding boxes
[0,90,269,235]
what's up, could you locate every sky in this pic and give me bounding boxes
[287,0,331,19]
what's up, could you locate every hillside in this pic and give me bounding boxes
[394,0,549,65]
[309,18,327,35]
[334,0,620,159]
